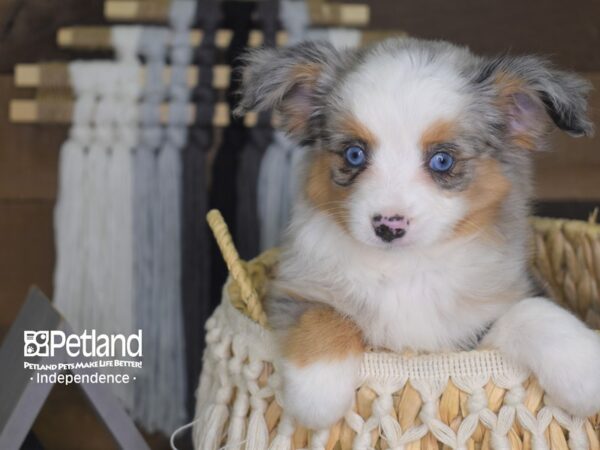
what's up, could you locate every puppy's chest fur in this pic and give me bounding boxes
[277,213,531,353]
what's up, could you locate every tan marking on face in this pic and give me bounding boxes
[420,119,457,151]
[453,158,511,238]
[338,114,379,149]
[284,306,365,367]
[305,152,353,230]
[304,115,377,228]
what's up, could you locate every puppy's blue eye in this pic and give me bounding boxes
[344,146,366,167]
[428,151,454,173]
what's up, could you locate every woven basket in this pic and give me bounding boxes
[193,210,600,450]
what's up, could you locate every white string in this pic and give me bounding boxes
[134,26,168,433]
[171,417,248,450]
[136,0,195,434]
[159,0,196,432]
[54,62,94,328]
[280,0,310,44]
[53,27,142,415]
[257,132,292,250]
[170,417,201,450]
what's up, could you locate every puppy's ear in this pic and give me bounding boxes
[475,55,594,149]
[235,41,344,142]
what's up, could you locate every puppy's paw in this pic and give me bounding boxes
[483,297,600,417]
[280,356,361,429]
[539,343,600,417]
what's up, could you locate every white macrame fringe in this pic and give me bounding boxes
[244,410,268,450]
[203,403,230,450]
[134,24,167,433]
[53,12,192,434]
[54,33,141,413]
[193,296,593,450]
[143,0,196,433]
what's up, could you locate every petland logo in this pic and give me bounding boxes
[24,330,143,358]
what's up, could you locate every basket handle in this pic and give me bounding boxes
[206,209,268,326]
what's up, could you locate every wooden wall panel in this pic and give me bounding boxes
[0,73,60,338]
[544,73,600,165]
[0,76,63,200]
[0,0,106,74]
[3,0,600,72]
[366,0,600,72]
[0,200,54,338]
[534,72,600,201]
[535,162,600,201]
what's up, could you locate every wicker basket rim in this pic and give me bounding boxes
[530,215,600,234]
[220,293,528,381]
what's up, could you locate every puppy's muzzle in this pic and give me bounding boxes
[372,214,409,242]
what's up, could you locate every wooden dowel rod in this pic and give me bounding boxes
[105,0,369,26]
[57,27,113,49]
[15,63,231,90]
[307,0,370,26]
[55,26,406,54]
[104,0,171,22]
[57,27,287,50]
[9,99,270,128]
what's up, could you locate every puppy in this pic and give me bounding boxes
[236,38,600,429]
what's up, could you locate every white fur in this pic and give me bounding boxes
[279,203,529,352]
[341,49,474,249]
[280,356,362,429]
[277,48,533,354]
[280,209,600,420]
[273,43,599,426]
[482,297,600,417]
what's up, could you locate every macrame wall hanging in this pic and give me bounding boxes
[10,0,377,442]
[54,27,142,414]
[234,1,279,261]
[130,0,195,430]
[132,25,169,432]
[209,1,256,304]
[181,0,220,417]
[53,0,197,434]
[140,0,197,432]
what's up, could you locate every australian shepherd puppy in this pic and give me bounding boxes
[236,38,600,428]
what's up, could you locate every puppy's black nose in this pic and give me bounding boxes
[372,214,409,242]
